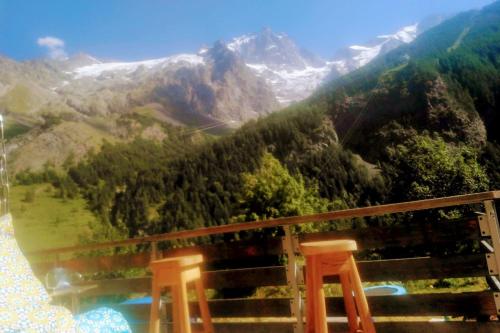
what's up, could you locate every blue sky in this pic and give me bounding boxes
[0,0,495,61]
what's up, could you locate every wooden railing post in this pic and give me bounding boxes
[480,200,500,315]
[282,226,304,333]
[151,241,160,261]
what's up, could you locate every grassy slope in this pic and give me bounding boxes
[10,183,98,252]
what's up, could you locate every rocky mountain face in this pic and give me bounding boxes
[227,27,324,68]
[0,41,280,170]
[229,19,444,105]
[226,28,334,104]
[59,42,279,124]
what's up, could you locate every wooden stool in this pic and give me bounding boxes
[300,240,376,333]
[149,254,213,333]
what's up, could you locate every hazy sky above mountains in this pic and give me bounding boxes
[0,0,495,61]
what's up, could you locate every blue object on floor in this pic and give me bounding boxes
[120,296,152,305]
[363,284,407,296]
[75,307,132,333]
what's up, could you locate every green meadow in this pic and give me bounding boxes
[10,183,99,253]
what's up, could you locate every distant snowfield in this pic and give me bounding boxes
[246,62,346,104]
[69,54,205,79]
[349,24,418,67]
[378,23,418,44]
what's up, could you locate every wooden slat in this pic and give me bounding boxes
[79,266,287,296]
[355,254,487,281]
[31,237,283,275]
[365,322,500,333]
[77,254,487,296]
[204,266,286,288]
[325,292,496,317]
[127,322,500,333]
[193,292,495,317]
[160,237,283,264]
[81,277,151,297]
[51,253,486,291]
[32,252,151,276]
[103,292,495,319]
[205,255,485,287]
[80,266,287,296]
[29,191,500,255]
[211,322,499,333]
[300,216,481,250]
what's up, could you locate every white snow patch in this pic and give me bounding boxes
[246,62,336,104]
[348,24,418,67]
[378,23,418,43]
[227,34,256,52]
[69,54,204,79]
[349,44,383,67]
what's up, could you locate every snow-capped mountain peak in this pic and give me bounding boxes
[225,27,331,104]
[227,34,257,53]
[226,27,324,70]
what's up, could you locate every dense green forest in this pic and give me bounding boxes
[63,108,386,239]
[16,2,500,241]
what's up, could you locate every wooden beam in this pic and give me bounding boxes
[80,277,151,297]
[32,252,151,276]
[325,292,496,317]
[102,291,495,319]
[161,237,283,264]
[300,216,481,250]
[353,254,487,282]
[32,238,283,275]
[212,322,499,333]
[45,254,486,288]
[126,322,500,333]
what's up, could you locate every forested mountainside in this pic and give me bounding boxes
[62,108,386,239]
[308,1,500,193]
[18,2,500,240]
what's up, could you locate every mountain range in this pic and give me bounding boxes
[0,17,443,171]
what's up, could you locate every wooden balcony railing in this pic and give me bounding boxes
[29,191,500,333]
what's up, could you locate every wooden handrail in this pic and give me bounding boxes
[29,191,500,256]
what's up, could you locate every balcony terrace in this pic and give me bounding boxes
[28,191,500,332]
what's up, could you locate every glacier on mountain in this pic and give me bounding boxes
[246,62,345,104]
[341,23,419,68]
[70,54,205,79]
